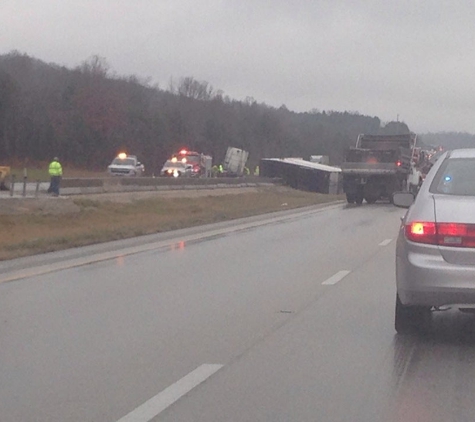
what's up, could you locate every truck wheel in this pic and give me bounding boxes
[365,196,377,204]
[346,193,355,204]
[355,192,364,205]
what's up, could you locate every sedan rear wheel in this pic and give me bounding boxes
[395,294,430,334]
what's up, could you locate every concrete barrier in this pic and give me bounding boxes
[59,176,281,195]
[0,177,282,198]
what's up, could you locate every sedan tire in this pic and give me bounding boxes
[395,294,430,334]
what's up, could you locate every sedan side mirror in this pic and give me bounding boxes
[392,191,415,208]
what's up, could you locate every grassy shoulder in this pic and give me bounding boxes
[0,187,343,261]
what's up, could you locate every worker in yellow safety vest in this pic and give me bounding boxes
[254,165,260,176]
[47,157,63,196]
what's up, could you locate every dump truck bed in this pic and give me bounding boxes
[340,162,399,175]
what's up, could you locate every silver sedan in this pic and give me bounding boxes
[393,148,475,333]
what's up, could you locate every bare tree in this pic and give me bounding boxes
[78,55,110,77]
[177,77,214,100]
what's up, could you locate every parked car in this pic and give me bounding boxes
[393,148,475,333]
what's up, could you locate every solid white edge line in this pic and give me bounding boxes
[322,270,351,285]
[0,203,343,284]
[379,238,392,246]
[116,364,224,422]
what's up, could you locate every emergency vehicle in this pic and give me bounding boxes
[107,153,145,176]
[160,149,212,177]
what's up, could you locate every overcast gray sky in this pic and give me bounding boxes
[2,0,475,133]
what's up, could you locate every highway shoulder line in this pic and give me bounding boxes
[0,202,343,284]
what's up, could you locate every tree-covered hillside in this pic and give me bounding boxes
[1,51,413,173]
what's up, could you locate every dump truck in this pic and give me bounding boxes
[341,134,418,204]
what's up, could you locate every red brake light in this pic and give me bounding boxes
[438,223,475,247]
[396,160,402,167]
[405,222,475,247]
[179,149,188,155]
[438,223,467,237]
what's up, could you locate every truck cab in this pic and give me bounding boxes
[0,166,10,190]
[222,147,249,176]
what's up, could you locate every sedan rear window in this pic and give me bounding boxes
[430,158,475,196]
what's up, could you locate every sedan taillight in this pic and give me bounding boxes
[405,222,475,247]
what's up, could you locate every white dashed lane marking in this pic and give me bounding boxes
[322,270,351,285]
[379,239,392,246]
[116,364,224,422]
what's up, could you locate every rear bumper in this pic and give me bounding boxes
[397,240,475,307]
[109,170,136,176]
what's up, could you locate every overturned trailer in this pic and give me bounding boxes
[260,158,341,194]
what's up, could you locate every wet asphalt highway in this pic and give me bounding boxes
[1,202,475,422]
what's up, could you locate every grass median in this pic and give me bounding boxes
[0,186,343,261]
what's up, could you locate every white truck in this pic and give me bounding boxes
[107,153,145,176]
[222,147,249,176]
